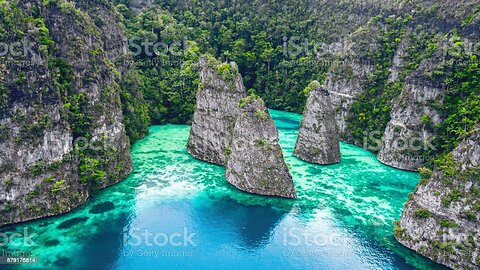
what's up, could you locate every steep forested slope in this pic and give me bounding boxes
[0,0,149,225]
[1,0,479,268]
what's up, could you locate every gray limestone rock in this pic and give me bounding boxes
[395,126,480,270]
[378,42,448,171]
[294,82,341,165]
[225,96,296,199]
[377,80,443,171]
[0,0,135,226]
[187,56,246,165]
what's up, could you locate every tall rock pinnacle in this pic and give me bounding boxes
[225,95,296,198]
[187,56,247,165]
[294,81,341,165]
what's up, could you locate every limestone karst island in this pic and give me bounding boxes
[0,0,479,269]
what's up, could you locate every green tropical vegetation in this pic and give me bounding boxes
[1,0,478,178]
[112,0,480,169]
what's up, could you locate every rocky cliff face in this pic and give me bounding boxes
[225,96,296,198]
[395,127,480,270]
[0,0,146,226]
[315,7,480,267]
[187,56,246,165]
[323,3,479,172]
[323,15,387,138]
[294,81,341,165]
[324,59,375,136]
[378,43,448,171]
[377,80,443,171]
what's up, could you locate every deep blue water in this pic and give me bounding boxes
[1,110,446,270]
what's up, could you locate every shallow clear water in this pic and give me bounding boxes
[1,110,446,270]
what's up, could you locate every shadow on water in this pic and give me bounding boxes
[341,222,450,270]
[196,197,292,250]
[0,170,140,270]
[0,111,448,270]
[74,212,130,270]
[325,203,450,270]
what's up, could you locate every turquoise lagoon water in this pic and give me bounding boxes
[1,110,446,270]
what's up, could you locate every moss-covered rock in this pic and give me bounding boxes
[226,96,296,198]
[396,126,480,270]
[294,82,341,165]
[187,56,247,165]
